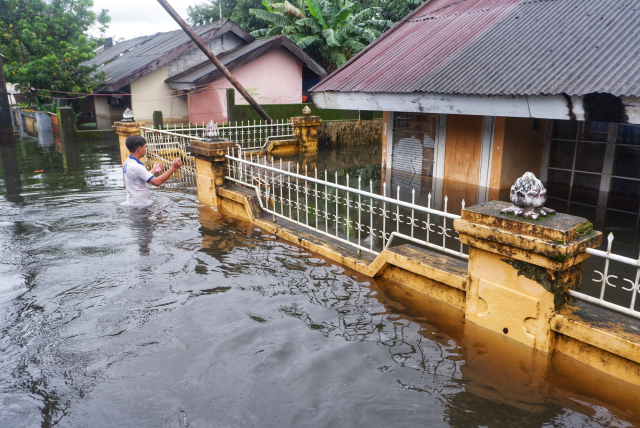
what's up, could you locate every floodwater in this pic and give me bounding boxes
[1,138,640,427]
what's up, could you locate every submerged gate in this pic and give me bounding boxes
[140,127,198,195]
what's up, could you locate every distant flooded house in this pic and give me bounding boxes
[311,0,640,234]
[83,20,326,127]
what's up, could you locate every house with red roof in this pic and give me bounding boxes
[311,0,640,243]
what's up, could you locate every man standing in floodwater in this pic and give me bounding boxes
[122,135,183,206]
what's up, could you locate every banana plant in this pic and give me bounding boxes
[250,0,392,71]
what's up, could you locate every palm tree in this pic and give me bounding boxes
[250,0,392,72]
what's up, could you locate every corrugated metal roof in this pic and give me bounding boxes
[84,21,253,91]
[312,0,640,97]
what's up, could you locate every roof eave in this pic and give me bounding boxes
[167,82,196,90]
[310,91,640,125]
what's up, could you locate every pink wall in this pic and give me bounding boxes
[188,86,227,124]
[188,47,303,124]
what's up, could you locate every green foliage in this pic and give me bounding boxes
[367,0,423,22]
[187,0,266,33]
[0,0,110,99]
[34,96,58,113]
[249,0,393,72]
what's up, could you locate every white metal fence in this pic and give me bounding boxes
[571,233,640,319]
[160,120,294,150]
[225,149,468,259]
[140,127,197,195]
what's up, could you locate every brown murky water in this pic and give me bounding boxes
[1,138,640,427]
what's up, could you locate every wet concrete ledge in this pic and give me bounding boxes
[216,184,468,309]
[553,301,640,383]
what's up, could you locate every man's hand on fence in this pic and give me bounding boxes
[171,158,183,170]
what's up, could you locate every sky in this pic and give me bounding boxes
[91,0,209,41]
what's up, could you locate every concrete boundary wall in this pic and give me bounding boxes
[318,119,382,148]
[209,183,640,387]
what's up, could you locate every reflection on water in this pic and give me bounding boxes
[1,144,23,203]
[125,207,155,255]
[1,139,640,427]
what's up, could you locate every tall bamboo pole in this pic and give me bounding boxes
[0,52,16,146]
[156,0,273,124]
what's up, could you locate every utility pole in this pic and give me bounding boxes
[156,0,274,124]
[0,52,16,146]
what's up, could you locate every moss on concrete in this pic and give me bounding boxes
[575,221,594,236]
[501,259,584,310]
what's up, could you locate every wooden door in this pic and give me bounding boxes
[443,115,484,185]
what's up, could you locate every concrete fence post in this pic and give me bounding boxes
[35,111,54,146]
[16,108,27,139]
[153,111,163,129]
[291,115,322,153]
[57,107,76,142]
[226,88,235,124]
[186,140,236,206]
[454,201,602,352]
[112,121,145,166]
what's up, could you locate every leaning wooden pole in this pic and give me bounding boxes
[156,0,273,124]
[0,52,16,146]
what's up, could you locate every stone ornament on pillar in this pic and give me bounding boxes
[302,105,311,116]
[121,108,135,123]
[203,120,223,141]
[501,172,556,220]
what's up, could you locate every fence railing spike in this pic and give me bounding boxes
[607,232,614,253]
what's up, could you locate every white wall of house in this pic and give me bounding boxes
[167,33,245,78]
[131,65,189,125]
[94,97,112,129]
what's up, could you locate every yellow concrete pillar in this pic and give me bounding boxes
[186,140,236,207]
[291,115,322,153]
[454,201,602,352]
[112,121,146,166]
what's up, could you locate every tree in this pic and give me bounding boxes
[0,0,110,99]
[369,0,424,23]
[187,0,266,33]
[249,0,393,72]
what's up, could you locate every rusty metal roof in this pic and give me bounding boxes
[84,21,253,92]
[312,0,640,97]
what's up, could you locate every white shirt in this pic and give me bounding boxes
[123,155,154,206]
